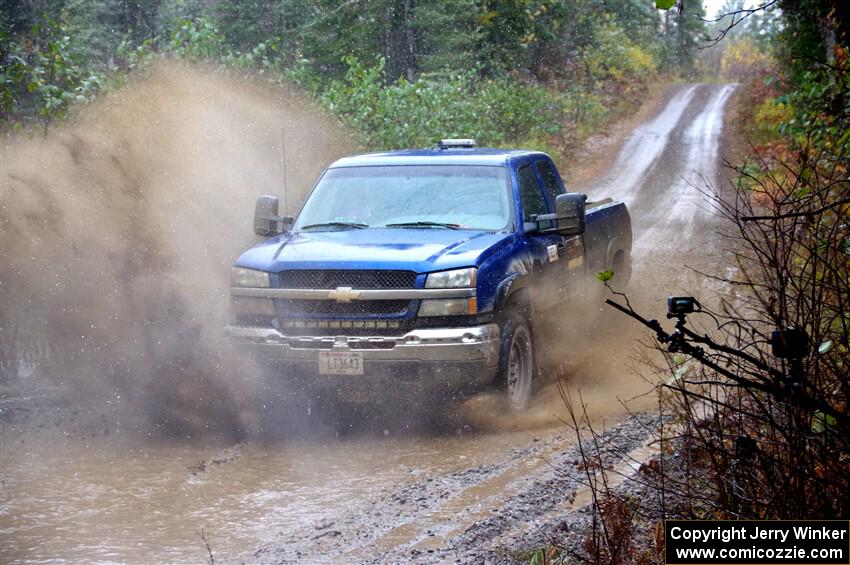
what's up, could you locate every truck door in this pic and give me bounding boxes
[517,163,568,310]
[535,159,585,302]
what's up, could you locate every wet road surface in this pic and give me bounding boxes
[1,429,553,563]
[1,83,736,564]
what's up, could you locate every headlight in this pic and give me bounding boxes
[425,267,477,288]
[419,298,478,317]
[231,267,270,288]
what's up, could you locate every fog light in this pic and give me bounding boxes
[419,298,477,317]
[231,297,276,316]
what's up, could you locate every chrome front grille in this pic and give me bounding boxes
[278,270,417,289]
[277,298,410,316]
[272,270,418,334]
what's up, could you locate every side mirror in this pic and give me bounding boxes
[553,192,586,236]
[535,193,586,236]
[254,195,293,237]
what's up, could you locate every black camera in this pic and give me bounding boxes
[667,296,699,317]
[770,327,809,359]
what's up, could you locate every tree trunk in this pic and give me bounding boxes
[678,0,686,69]
[386,0,417,82]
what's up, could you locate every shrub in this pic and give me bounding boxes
[320,56,569,151]
[752,96,793,145]
[720,37,777,82]
[584,18,657,89]
[1,21,105,130]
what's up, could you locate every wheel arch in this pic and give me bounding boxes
[493,274,533,315]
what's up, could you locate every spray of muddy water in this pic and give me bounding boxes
[0,62,356,438]
[459,295,655,433]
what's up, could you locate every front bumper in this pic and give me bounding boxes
[227,324,501,398]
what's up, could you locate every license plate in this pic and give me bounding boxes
[319,351,364,375]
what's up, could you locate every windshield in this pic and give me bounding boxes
[294,165,512,231]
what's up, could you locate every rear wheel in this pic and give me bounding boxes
[497,308,534,411]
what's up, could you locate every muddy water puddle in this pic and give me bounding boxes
[1,425,561,564]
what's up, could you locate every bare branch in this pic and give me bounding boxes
[700,0,780,47]
[741,195,850,221]
[197,528,215,565]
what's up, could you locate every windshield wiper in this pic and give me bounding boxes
[384,221,461,230]
[300,221,369,231]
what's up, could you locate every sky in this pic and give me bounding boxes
[702,0,730,19]
[700,0,764,20]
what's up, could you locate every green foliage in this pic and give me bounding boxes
[752,96,793,144]
[63,0,163,65]
[211,0,283,53]
[1,19,104,128]
[528,545,562,564]
[413,1,483,75]
[166,16,225,61]
[283,58,324,95]
[778,67,850,157]
[596,269,615,282]
[649,0,707,74]
[584,18,657,86]
[719,37,777,82]
[115,36,158,71]
[320,57,569,150]
[777,0,849,84]
[0,0,679,143]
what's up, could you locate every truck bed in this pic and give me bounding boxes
[584,199,632,275]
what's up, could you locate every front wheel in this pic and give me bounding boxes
[497,309,534,411]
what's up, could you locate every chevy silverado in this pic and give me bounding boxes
[227,140,631,411]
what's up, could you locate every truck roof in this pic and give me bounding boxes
[328,148,547,168]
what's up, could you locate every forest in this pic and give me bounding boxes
[1,0,710,157]
[1,0,849,562]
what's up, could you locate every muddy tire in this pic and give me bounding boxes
[496,308,534,411]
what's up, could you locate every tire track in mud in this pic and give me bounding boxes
[247,435,558,563]
[240,415,658,565]
[367,415,659,565]
[580,83,739,315]
[580,84,699,208]
[628,84,737,257]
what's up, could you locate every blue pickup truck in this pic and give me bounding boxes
[227,140,631,411]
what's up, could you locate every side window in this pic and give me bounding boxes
[536,160,563,206]
[518,165,548,221]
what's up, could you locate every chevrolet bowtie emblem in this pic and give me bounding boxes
[328,286,360,303]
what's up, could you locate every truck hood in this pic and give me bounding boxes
[235,229,514,274]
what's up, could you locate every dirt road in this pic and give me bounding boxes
[0,83,736,564]
[589,83,738,296]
